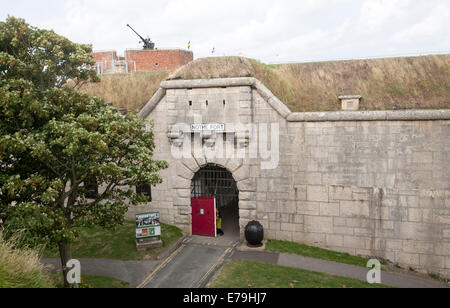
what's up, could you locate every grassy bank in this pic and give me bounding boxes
[209,260,390,288]
[0,231,55,288]
[81,54,450,112]
[49,272,130,288]
[80,274,129,288]
[44,221,183,260]
[79,70,169,112]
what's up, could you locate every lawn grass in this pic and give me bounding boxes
[81,274,130,288]
[44,221,183,261]
[209,260,391,289]
[49,271,130,288]
[265,240,386,269]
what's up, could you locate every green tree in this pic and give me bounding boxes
[0,17,168,286]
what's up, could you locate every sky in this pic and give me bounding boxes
[1,0,450,64]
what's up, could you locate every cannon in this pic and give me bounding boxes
[245,221,264,247]
[127,24,155,50]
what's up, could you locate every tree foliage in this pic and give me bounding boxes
[0,16,98,89]
[0,16,168,254]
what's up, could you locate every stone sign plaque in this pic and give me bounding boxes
[191,124,225,132]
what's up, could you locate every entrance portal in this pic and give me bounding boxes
[191,164,240,239]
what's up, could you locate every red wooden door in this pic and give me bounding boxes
[191,196,216,237]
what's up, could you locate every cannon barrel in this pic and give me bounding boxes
[127,24,155,50]
[127,24,146,43]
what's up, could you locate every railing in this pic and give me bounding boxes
[95,59,137,75]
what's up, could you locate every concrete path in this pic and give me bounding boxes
[42,258,159,288]
[42,237,449,289]
[231,250,449,289]
[40,236,239,289]
[139,236,238,288]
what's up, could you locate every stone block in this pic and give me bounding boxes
[176,189,191,198]
[385,239,403,251]
[239,209,256,219]
[343,236,367,249]
[320,202,340,217]
[233,166,250,182]
[173,197,190,207]
[240,192,256,201]
[304,216,333,233]
[275,231,293,242]
[402,240,434,254]
[240,201,257,210]
[297,202,320,216]
[178,206,192,215]
[307,185,329,202]
[340,200,370,218]
[295,185,307,201]
[281,223,297,232]
[396,252,420,267]
[176,162,195,180]
[172,176,191,189]
[413,152,433,164]
[293,232,326,246]
[237,178,256,192]
[397,222,437,241]
[329,185,353,201]
[326,234,344,247]
[420,255,445,270]
[279,201,297,214]
[333,226,355,235]
[408,208,423,222]
[333,217,347,227]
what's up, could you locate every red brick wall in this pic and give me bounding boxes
[93,49,193,73]
[93,51,117,73]
[125,49,194,71]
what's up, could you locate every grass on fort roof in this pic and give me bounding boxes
[79,54,450,113]
[79,70,170,112]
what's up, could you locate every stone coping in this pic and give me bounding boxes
[338,95,362,100]
[160,77,255,89]
[140,77,450,122]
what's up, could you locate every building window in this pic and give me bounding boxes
[137,183,152,202]
[85,178,99,199]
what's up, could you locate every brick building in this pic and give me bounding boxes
[93,49,193,74]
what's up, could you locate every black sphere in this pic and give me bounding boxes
[245,221,264,246]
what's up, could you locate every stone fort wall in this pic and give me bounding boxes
[134,78,450,277]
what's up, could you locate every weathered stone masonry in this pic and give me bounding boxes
[133,77,450,277]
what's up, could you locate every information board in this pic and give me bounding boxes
[136,212,161,240]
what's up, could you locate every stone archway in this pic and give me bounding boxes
[191,164,240,239]
[173,158,255,239]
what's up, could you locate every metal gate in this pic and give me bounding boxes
[191,164,239,210]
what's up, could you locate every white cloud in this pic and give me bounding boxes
[2,0,449,63]
[393,2,450,48]
[357,0,410,34]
